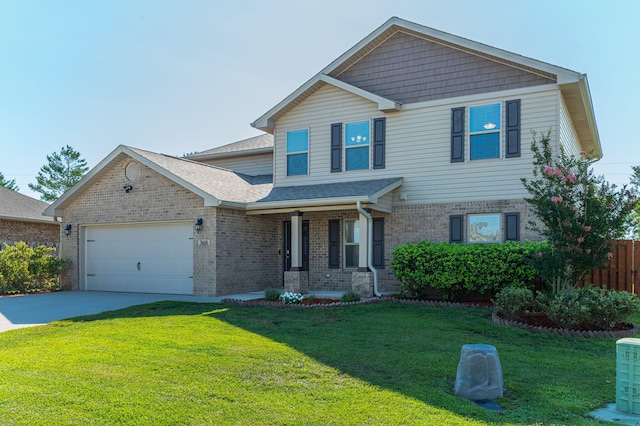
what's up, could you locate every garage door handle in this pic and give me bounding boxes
[137,262,141,271]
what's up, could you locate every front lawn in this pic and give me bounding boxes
[0,301,626,425]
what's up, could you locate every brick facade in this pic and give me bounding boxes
[0,219,60,251]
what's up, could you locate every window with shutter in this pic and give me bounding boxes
[451,107,465,162]
[449,215,464,243]
[505,99,521,158]
[504,212,520,241]
[330,123,342,172]
[372,218,384,269]
[372,118,385,169]
[328,220,340,268]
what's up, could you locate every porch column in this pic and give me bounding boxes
[290,211,303,271]
[357,210,369,272]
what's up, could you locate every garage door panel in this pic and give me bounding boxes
[85,222,194,294]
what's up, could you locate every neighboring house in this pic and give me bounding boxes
[0,186,60,250]
[44,17,601,297]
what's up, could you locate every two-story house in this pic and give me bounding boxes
[44,17,600,297]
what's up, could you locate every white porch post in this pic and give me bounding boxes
[290,211,303,271]
[357,210,369,272]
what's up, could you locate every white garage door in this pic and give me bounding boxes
[85,222,194,294]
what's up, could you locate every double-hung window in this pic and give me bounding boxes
[345,121,370,171]
[286,129,309,176]
[469,104,501,160]
[344,219,360,268]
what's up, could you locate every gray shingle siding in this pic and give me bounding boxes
[336,31,555,104]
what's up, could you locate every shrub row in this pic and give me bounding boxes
[0,242,70,294]
[493,286,640,331]
[391,240,547,301]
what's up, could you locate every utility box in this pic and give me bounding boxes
[455,343,503,400]
[616,338,640,414]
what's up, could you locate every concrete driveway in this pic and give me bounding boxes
[0,291,260,332]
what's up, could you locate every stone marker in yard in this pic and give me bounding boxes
[455,343,504,400]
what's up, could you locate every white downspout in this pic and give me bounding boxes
[356,201,394,297]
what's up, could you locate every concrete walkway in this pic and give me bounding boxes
[0,291,262,332]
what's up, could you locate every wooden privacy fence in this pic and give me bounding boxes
[582,240,639,294]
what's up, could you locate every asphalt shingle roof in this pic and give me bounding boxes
[255,178,402,203]
[188,133,273,158]
[128,147,273,204]
[0,187,56,223]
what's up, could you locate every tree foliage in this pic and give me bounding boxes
[28,145,89,201]
[521,132,637,292]
[0,171,19,191]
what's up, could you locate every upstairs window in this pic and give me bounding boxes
[469,104,501,160]
[345,121,370,171]
[286,129,309,176]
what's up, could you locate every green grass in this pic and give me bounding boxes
[0,301,630,425]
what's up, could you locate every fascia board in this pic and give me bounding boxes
[319,75,400,111]
[43,145,224,216]
[246,195,370,211]
[188,147,273,161]
[0,215,59,225]
[367,178,404,202]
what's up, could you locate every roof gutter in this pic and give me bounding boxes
[356,201,394,298]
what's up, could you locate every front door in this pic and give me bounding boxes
[283,220,309,272]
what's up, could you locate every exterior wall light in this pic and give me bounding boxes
[64,224,72,235]
[123,185,133,193]
[195,218,203,232]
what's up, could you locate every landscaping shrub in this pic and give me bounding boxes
[540,287,640,330]
[264,287,282,301]
[492,287,536,321]
[340,291,361,303]
[391,240,545,301]
[0,242,70,294]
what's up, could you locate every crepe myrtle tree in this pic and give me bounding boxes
[521,131,637,293]
[29,145,89,202]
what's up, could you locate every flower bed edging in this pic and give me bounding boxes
[492,310,638,339]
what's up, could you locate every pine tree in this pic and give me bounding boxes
[28,145,89,201]
[0,172,19,191]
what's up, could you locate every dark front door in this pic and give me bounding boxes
[283,220,309,272]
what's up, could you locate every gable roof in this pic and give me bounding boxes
[186,133,273,161]
[44,145,274,217]
[0,187,57,224]
[251,16,601,157]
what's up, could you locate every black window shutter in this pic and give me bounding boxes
[373,117,386,169]
[372,218,385,269]
[330,123,342,173]
[328,220,340,268]
[449,215,464,243]
[505,99,521,158]
[451,107,465,162]
[504,212,520,241]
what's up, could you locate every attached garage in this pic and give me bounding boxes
[83,222,194,294]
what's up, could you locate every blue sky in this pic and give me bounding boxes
[1,0,638,199]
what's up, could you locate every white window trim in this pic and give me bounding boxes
[468,103,502,161]
[345,121,371,171]
[285,128,310,176]
[344,219,360,268]
[467,213,501,244]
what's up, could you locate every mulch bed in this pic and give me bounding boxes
[222,296,638,338]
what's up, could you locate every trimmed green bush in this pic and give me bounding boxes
[542,286,640,330]
[264,287,282,301]
[341,291,361,303]
[0,242,69,294]
[391,240,545,301]
[492,287,536,321]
